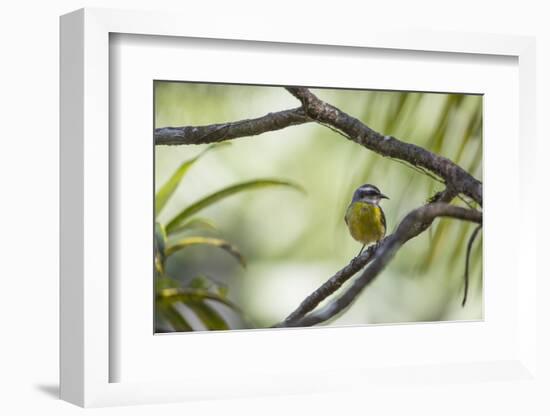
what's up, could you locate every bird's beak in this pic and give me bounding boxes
[380,194,390,200]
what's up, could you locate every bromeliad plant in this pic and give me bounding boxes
[155,144,303,332]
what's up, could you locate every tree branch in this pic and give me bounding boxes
[275,201,482,328]
[276,243,379,327]
[285,87,483,205]
[155,107,310,145]
[274,188,457,327]
[155,88,482,205]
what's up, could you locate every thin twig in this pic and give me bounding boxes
[319,122,446,185]
[387,156,445,184]
[457,193,477,210]
[462,224,482,307]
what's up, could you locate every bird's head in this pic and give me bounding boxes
[352,184,389,205]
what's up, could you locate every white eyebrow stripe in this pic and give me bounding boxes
[359,185,379,193]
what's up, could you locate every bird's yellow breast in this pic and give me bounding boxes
[345,201,386,245]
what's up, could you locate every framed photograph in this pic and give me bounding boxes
[60,8,538,408]
[152,81,484,333]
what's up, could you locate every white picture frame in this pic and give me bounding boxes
[60,8,539,408]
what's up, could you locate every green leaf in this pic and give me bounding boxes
[165,179,305,233]
[214,283,229,298]
[155,143,229,216]
[188,275,212,290]
[187,301,230,331]
[158,301,192,332]
[452,100,482,166]
[167,217,217,236]
[156,275,181,291]
[188,275,229,298]
[165,236,246,268]
[419,217,452,272]
[154,222,167,274]
[158,288,242,314]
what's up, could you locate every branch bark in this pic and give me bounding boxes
[275,201,482,328]
[155,107,309,145]
[154,87,482,205]
[276,242,379,327]
[285,87,482,205]
[275,188,457,327]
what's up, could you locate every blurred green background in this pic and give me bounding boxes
[154,81,483,332]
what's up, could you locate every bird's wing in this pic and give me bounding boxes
[344,204,350,225]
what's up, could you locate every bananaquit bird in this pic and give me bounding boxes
[345,184,389,256]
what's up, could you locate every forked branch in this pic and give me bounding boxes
[276,201,482,327]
